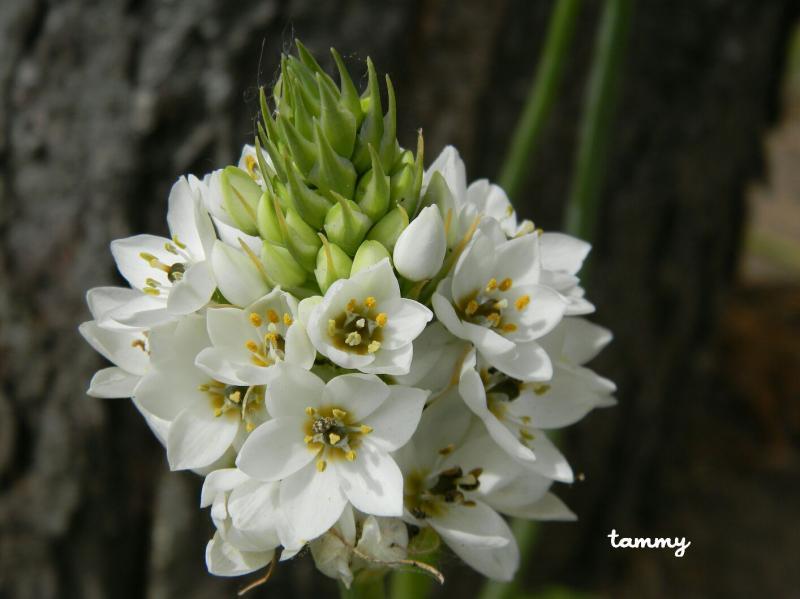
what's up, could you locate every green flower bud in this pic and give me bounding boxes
[315,234,352,294]
[366,205,409,253]
[355,144,390,221]
[309,119,357,199]
[261,241,308,288]
[221,166,260,235]
[323,193,372,256]
[286,160,332,230]
[278,113,316,176]
[331,48,364,128]
[391,163,417,217]
[286,56,321,117]
[285,208,322,272]
[318,72,356,159]
[295,40,339,98]
[351,239,391,275]
[421,171,458,247]
[352,58,384,173]
[378,74,398,171]
[256,191,283,244]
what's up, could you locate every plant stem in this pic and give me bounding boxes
[564,0,634,239]
[498,0,582,200]
[388,550,440,599]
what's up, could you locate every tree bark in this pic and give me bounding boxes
[0,1,795,598]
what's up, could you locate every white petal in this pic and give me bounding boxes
[166,260,216,315]
[502,284,567,342]
[228,479,282,546]
[522,430,574,483]
[560,318,613,365]
[133,398,170,447]
[284,321,316,369]
[497,491,576,521]
[86,286,141,323]
[452,234,494,305]
[323,373,390,420]
[205,532,273,577]
[364,386,427,451]
[195,347,255,386]
[201,467,249,508]
[358,343,413,376]
[430,501,509,547]
[540,232,590,275]
[211,241,270,307]
[267,364,325,418]
[167,176,215,259]
[88,367,140,398]
[110,234,174,291]
[393,206,446,281]
[78,321,149,375]
[108,294,171,328]
[494,233,541,287]
[205,306,253,359]
[335,442,403,516]
[487,340,552,382]
[349,258,400,304]
[236,417,317,481]
[424,145,467,204]
[380,299,433,350]
[280,460,347,543]
[167,406,239,470]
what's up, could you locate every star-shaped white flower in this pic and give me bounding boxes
[305,259,432,375]
[110,177,217,327]
[195,288,315,387]
[539,232,595,315]
[236,364,427,543]
[433,231,567,382]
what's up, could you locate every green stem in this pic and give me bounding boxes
[339,574,386,599]
[388,550,439,599]
[564,0,634,239]
[498,0,583,199]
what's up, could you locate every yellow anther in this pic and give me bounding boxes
[266,309,279,323]
[305,406,317,416]
[228,390,242,403]
[251,356,268,367]
[502,323,518,333]
[346,298,358,312]
[164,242,178,254]
[328,319,337,336]
[304,435,314,444]
[316,460,327,472]
[131,339,147,352]
[332,408,347,419]
[355,318,366,329]
[198,384,209,392]
[465,300,479,316]
[367,340,381,354]
[172,235,187,250]
[519,428,534,441]
[533,383,550,396]
[245,340,260,353]
[328,433,341,445]
[487,312,501,327]
[265,332,279,346]
[375,313,388,327]
[485,278,498,292]
[283,313,293,326]
[494,299,509,310]
[143,287,160,296]
[499,278,513,291]
[515,295,531,311]
[145,278,161,288]
[360,425,373,434]
[245,421,255,432]
[139,252,157,263]
[364,296,377,309]
[249,313,263,327]
[520,415,532,424]
[438,443,455,455]
[213,408,223,417]
[345,331,362,346]
[345,450,357,462]
[244,154,258,176]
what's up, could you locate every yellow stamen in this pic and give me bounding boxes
[533,383,550,396]
[213,408,223,417]
[360,425,373,434]
[346,298,358,312]
[494,299,509,310]
[164,242,178,254]
[485,278,498,292]
[266,309,279,323]
[502,323,518,333]
[438,444,455,455]
[345,450,357,462]
[355,318,366,329]
[249,313,263,327]
[499,278,513,291]
[327,319,337,336]
[465,300,479,316]
[345,331,362,346]
[364,296,377,309]
[251,356,268,367]
[332,409,347,419]
[131,339,147,351]
[305,406,317,416]
[375,313,388,327]
[316,460,327,472]
[283,313,293,326]
[245,154,258,176]
[265,332,279,346]
[367,340,381,354]
[245,340,260,353]
[328,433,341,445]
[143,287,160,296]
[304,435,313,444]
[228,391,241,403]
[245,421,255,432]
[515,295,531,311]
[172,235,187,250]
[519,429,534,441]
[487,312,501,327]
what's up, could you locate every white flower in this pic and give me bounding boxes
[236,364,427,543]
[539,232,594,315]
[135,314,265,471]
[110,177,217,327]
[393,322,470,395]
[195,288,315,387]
[211,240,271,308]
[393,394,520,581]
[393,206,446,281]
[458,349,573,481]
[305,259,432,375]
[433,231,567,381]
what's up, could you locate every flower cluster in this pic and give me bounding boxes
[80,43,615,588]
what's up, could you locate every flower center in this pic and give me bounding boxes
[303,406,373,472]
[327,296,386,355]
[404,464,483,520]
[138,237,192,296]
[457,277,530,334]
[244,309,290,367]
[199,381,264,431]
[481,368,549,446]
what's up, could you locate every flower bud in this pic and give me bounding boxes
[315,234,352,293]
[256,190,283,244]
[352,58,384,173]
[309,120,357,200]
[355,145,390,221]
[278,113,316,176]
[391,163,418,218]
[261,241,308,288]
[366,205,409,254]
[351,240,391,275]
[421,171,457,247]
[324,193,372,256]
[286,160,332,230]
[393,205,446,281]
[220,166,260,235]
[285,208,322,272]
[318,72,356,158]
[331,47,364,128]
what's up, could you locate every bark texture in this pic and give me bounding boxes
[0,1,795,597]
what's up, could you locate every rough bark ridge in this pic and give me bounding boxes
[0,1,794,598]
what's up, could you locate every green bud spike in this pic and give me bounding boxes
[278,114,316,176]
[261,241,308,288]
[253,137,276,184]
[331,48,364,128]
[256,191,283,244]
[351,239,391,275]
[274,57,291,117]
[258,121,286,183]
[412,130,425,216]
[285,159,331,230]
[318,72,357,158]
[366,204,409,253]
[315,234,352,294]
[221,166,261,235]
[421,170,454,214]
[391,164,417,216]
[309,119,357,200]
[378,74,398,170]
[352,58,384,172]
[286,56,321,117]
[355,144,390,221]
[324,192,372,256]
[285,208,323,272]
[286,74,315,140]
[296,40,340,97]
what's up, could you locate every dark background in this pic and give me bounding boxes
[1,1,799,598]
